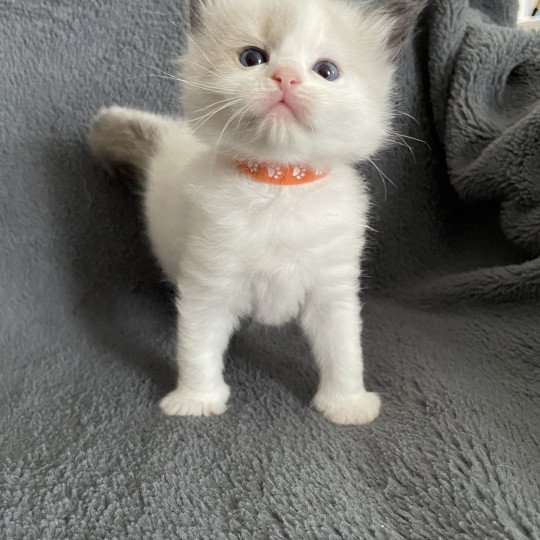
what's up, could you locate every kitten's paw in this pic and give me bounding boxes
[314,390,381,425]
[159,387,229,417]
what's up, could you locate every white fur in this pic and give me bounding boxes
[96,0,404,424]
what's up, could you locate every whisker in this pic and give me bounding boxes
[186,35,213,66]
[180,58,229,81]
[137,62,179,79]
[212,105,249,164]
[367,158,395,202]
[395,110,420,125]
[233,105,252,135]
[137,62,230,93]
[387,134,415,157]
[190,99,243,130]
[170,21,187,34]
[392,131,431,149]
[124,74,178,83]
[191,96,244,115]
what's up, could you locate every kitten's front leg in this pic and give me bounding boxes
[301,289,380,425]
[160,293,237,417]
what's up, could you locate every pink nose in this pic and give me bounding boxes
[272,68,301,88]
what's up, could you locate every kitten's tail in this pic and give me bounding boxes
[88,106,164,185]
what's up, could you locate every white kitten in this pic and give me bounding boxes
[89,0,425,424]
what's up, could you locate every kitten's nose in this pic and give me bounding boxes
[271,68,302,89]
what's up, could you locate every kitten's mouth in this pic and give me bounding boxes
[267,97,298,121]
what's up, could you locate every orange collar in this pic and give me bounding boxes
[237,160,330,186]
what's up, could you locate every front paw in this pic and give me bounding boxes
[313,390,381,425]
[159,386,230,417]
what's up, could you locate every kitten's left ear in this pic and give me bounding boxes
[379,0,428,60]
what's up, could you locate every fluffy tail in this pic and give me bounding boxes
[89,106,164,184]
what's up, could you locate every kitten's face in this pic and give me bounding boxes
[180,0,398,164]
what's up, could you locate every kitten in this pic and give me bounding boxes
[89,0,425,425]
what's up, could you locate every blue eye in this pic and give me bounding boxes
[239,47,268,67]
[313,60,340,81]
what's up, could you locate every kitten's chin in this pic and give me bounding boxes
[244,116,316,162]
[266,103,297,121]
[226,134,313,164]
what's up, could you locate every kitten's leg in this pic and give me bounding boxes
[301,289,380,425]
[89,106,171,182]
[159,294,238,417]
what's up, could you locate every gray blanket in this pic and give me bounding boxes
[1,0,539,537]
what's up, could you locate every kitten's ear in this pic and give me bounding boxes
[189,0,212,34]
[378,0,428,60]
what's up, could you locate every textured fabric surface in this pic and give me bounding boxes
[432,1,540,259]
[1,0,539,538]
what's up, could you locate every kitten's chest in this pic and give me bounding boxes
[245,201,323,325]
[219,179,362,324]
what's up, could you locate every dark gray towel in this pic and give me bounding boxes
[1,0,538,538]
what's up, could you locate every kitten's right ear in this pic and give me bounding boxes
[189,0,212,34]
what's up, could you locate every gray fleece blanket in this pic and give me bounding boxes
[1,0,539,538]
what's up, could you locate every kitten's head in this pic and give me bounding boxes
[180,0,425,164]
